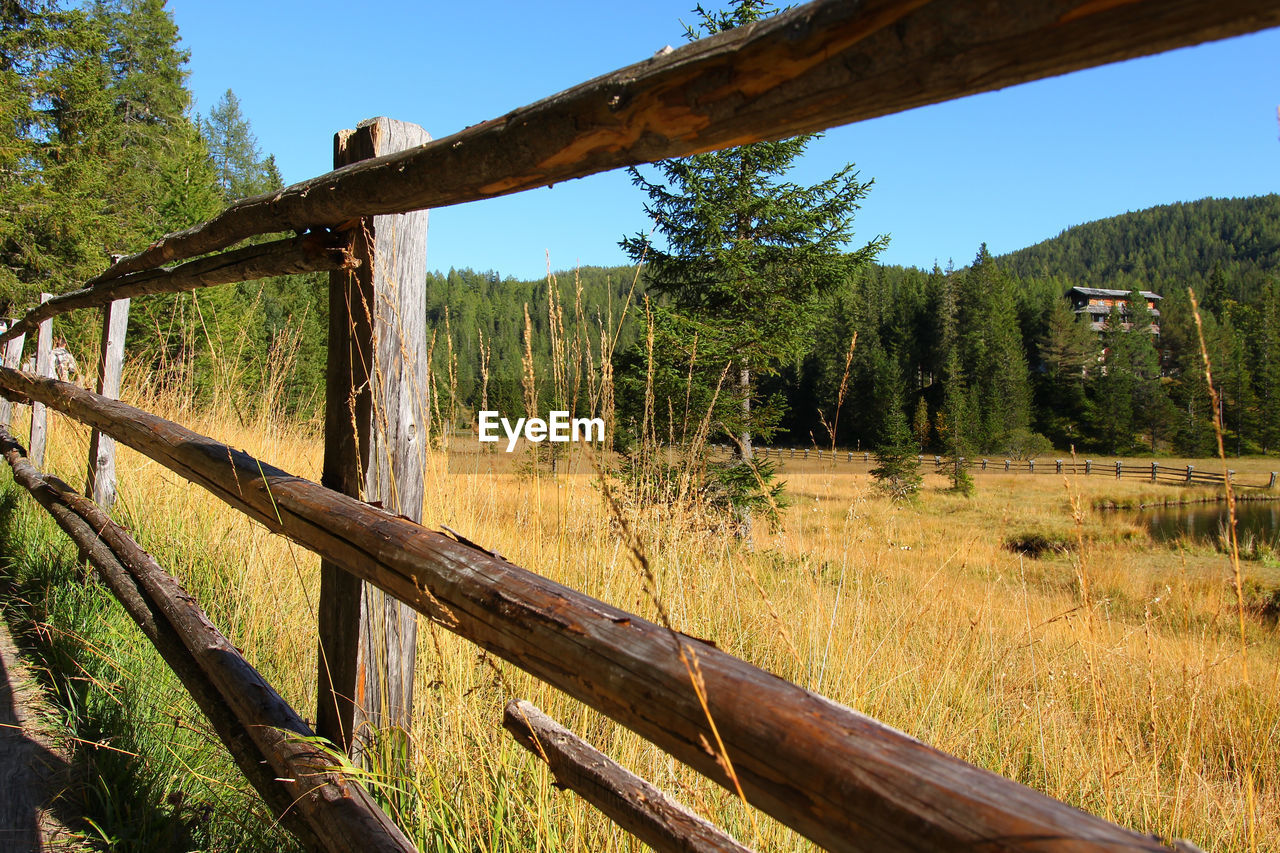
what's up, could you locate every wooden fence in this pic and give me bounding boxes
[2,1,1277,850]
[723,446,1280,490]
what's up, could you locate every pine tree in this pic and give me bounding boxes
[911,396,930,451]
[621,0,884,467]
[870,371,922,501]
[202,89,280,201]
[940,347,974,494]
[1034,297,1096,446]
[954,245,1031,452]
[1093,304,1136,452]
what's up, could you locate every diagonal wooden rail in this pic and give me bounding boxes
[0,366,1172,852]
[0,234,354,346]
[55,0,1280,291]
[0,426,415,853]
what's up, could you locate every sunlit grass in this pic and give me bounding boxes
[3,390,1275,851]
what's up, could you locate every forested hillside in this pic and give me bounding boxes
[1000,195,1280,297]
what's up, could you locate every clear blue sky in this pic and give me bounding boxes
[169,1,1280,281]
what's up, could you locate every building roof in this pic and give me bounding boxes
[1068,286,1162,300]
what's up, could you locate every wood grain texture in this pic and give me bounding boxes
[85,299,129,510]
[0,427,417,853]
[317,118,430,757]
[84,0,1280,282]
[0,235,354,346]
[504,700,754,853]
[0,367,1175,853]
[28,294,52,467]
[0,332,26,427]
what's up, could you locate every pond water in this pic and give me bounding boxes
[1136,500,1280,545]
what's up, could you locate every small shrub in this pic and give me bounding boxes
[1004,531,1076,558]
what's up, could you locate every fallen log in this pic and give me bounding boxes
[0,367,1171,852]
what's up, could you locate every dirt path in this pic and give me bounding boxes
[0,618,88,852]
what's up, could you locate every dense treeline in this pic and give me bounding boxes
[424,265,645,427]
[771,232,1280,457]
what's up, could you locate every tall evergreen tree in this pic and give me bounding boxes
[202,89,281,201]
[621,0,884,468]
[870,368,921,501]
[954,245,1031,451]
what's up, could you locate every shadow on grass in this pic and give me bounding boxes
[0,480,262,851]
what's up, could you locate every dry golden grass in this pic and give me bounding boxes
[15,390,1278,852]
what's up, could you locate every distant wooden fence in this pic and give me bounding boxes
[2,1,1275,850]
[722,446,1279,490]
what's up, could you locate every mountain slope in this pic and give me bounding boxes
[998,195,1280,295]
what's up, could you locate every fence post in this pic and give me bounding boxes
[0,322,25,427]
[1085,459,1092,475]
[317,117,431,761]
[1185,465,1193,483]
[1115,461,1122,479]
[29,293,53,467]
[1028,459,1034,473]
[803,448,808,459]
[1270,472,1277,489]
[1056,459,1062,474]
[1151,461,1158,483]
[85,298,130,510]
[847,451,852,462]
[1004,458,1010,471]
[816,448,822,459]
[863,451,869,463]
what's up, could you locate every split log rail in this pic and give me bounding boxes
[2,1,1277,850]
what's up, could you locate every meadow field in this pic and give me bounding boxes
[0,396,1276,852]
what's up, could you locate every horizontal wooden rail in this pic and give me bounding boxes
[0,234,355,346]
[503,700,753,853]
[0,427,415,853]
[0,367,1171,852]
[81,0,1280,286]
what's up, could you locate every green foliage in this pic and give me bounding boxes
[1002,195,1280,298]
[870,382,922,501]
[619,0,884,470]
[0,480,297,852]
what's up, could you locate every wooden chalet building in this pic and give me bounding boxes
[1068,286,1162,334]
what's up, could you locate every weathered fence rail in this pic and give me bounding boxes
[1,0,1275,849]
[0,427,415,853]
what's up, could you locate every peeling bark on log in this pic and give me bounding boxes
[504,700,754,853]
[0,234,354,346]
[86,0,1280,283]
[0,427,416,853]
[0,367,1173,853]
